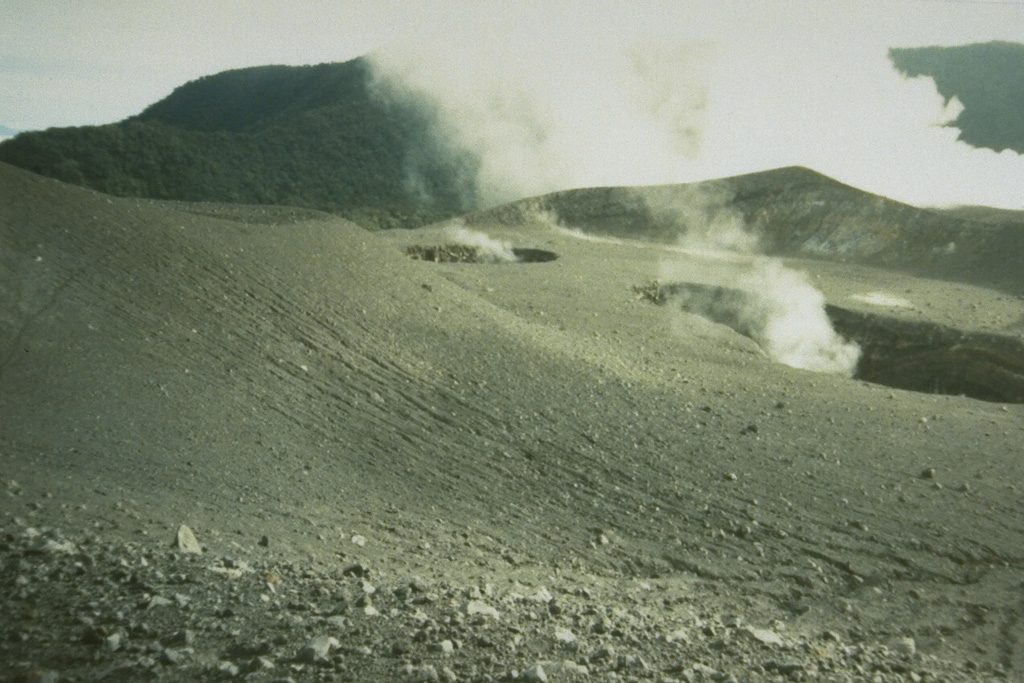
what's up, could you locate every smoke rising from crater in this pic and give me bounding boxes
[367,0,1024,210]
[368,1,1014,375]
[442,222,519,263]
[537,195,860,376]
[735,261,861,375]
[649,188,861,376]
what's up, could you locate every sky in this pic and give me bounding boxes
[2,0,1024,208]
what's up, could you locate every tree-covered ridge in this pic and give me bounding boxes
[131,62,372,133]
[890,41,1024,154]
[0,59,479,229]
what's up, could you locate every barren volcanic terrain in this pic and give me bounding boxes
[2,162,1023,681]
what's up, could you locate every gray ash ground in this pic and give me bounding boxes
[1,521,994,682]
[3,164,1024,682]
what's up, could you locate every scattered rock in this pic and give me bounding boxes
[161,648,190,666]
[547,659,589,676]
[145,595,174,609]
[402,663,440,682]
[777,661,804,676]
[166,629,195,647]
[463,599,500,620]
[174,524,203,554]
[297,635,340,664]
[554,626,578,649]
[394,575,430,600]
[516,585,554,603]
[893,636,917,656]
[738,627,785,647]
[342,562,368,577]
[216,660,242,677]
[665,628,690,644]
[103,632,122,651]
[391,639,412,656]
[523,663,548,682]
[0,519,994,682]
[26,536,77,555]
[616,653,649,671]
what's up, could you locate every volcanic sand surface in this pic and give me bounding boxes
[3,162,1024,675]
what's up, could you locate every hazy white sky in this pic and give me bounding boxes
[0,0,468,130]
[2,0,1024,207]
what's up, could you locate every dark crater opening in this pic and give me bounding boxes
[636,281,1024,403]
[406,245,558,264]
[825,305,1024,404]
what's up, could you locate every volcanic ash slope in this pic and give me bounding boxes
[1,162,1023,678]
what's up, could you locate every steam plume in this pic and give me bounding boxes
[443,222,518,263]
[366,1,1024,210]
[650,188,861,376]
[367,1,1011,376]
[536,196,861,376]
[734,261,861,375]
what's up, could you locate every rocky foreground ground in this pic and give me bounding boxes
[1,518,1003,682]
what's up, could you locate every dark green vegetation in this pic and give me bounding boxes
[890,41,1024,154]
[0,60,479,229]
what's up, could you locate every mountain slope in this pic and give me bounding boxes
[131,62,373,133]
[474,166,1024,294]
[2,41,1021,232]
[0,60,478,229]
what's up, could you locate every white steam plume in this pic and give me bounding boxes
[663,260,861,375]
[651,188,860,376]
[734,261,861,375]
[646,183,759,255]
[366,0,1024,210]
[534,195,860,375]
[443,222,518,263]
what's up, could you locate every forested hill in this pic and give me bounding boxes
[0,59,479,229]
[890,41,1024,154]
[5,44,1021,229]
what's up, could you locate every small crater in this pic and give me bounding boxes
[510,247,559,263]
[637,281,1024,403]
[406,244,557,264]
[825,305,1024,404]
